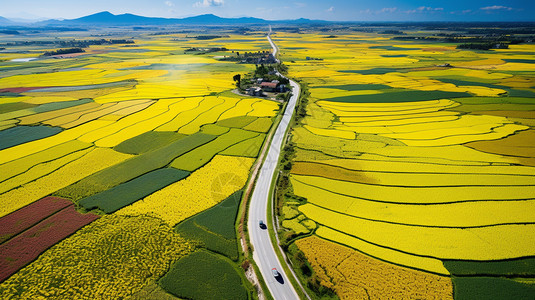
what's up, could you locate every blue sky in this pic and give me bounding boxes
[1,0,533,21]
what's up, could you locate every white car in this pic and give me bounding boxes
[272,268,280,278]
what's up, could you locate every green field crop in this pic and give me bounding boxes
[451,276,535,300]
[159,250,248,300]
[220,134,265,157]
[216,116,257,128]
[78,168,190,213]
[324,90,471,103]
[443,257,535,276]
[200,124,230,135]
[56,132,216,200]
[170,128,257,171]
[0,125,62,150]
[242,117,273,133]
[113,131,187,155]
[0,102,37,114]
[175,191,242,260]
[319,84,391,91]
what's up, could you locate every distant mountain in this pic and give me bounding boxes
[38,11,323,26]
[0,16,15,25]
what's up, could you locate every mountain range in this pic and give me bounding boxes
[0,11,325,26]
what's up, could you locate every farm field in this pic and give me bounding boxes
[0,28,280,299]
[275,30,535,299]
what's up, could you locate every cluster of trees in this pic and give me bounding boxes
[188,35,229,40]
[43,48,85,56]
[184,47,228,53]
[457,43,509,50]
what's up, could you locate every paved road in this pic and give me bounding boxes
[247,31,301,300]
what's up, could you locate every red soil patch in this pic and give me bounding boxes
[0,206,99,282]
[0,196,72,244]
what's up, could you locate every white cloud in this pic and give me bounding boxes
[193,0,224,8]
[481,5,513,11]
[379,7,398,13]
[406,6,444,13]
[327,6,334,12]
[418,6,443,11]
[294,2,307,8]
[165,1,174,7]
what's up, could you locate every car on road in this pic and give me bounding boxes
[272,268,280,278]
[259,220,267,229]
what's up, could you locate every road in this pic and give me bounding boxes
[247,30,301,300]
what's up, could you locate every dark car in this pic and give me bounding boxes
[259,220,267,229]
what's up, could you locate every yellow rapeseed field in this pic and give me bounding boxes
[0,148,131,217]
[296,236,453,299]
[117,155,254,226]
[0,215,193,299]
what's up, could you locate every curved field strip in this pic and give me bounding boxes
[291,161,535,186]
[0,119,17,131]
[0,69,167,89]
[295,236,453,299]
[79,168,190,214]
[0,125,62,151]
[113,131,186,155]
[0,120,114,165]
[310,88,382,99]
[304,125,356,139]
[247,100,279,117]
[94,98,190,147]
[18,101,101,125]
[0,147,132,218]
[0,196,72,244]
[338,110,459,123]
[293,180,535,227]
[364,144,521,165]
[306,158,535,176]
[292,174,535,204]
[77,98,180,144]
[170,128,258,171]
[0,99,93,122]
[43,102,117,127]
[0,147,91,195]
[117,155,254,226]
[216,116,258,128]
[0,215,193,299]
[0,206,99,282]
[385,123,527,147]
[243,117,273,133]
[342,114,460,127]
[0,140,92,183]
[344,114,509,134]
[57,132,215,201]
[178,97,239,135]
[112,100,154,115]
[46,100,151,129]
[292,127,520,165]
[218,98,259,120]
[324,104,460,118]
[220,134,266,157]
[315,226,449,275]
[318,99,457,111]
[155,97,206,132]
[300,205,535,261]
